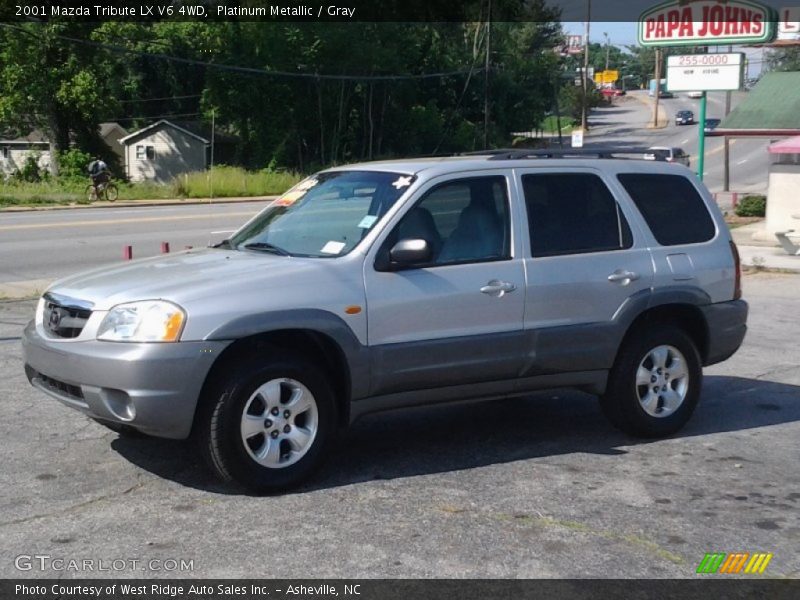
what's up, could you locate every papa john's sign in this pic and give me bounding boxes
[639,0,776,46]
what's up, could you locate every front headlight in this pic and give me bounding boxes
[97,300,185,342]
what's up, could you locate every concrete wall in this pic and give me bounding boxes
[0,145,51,177]
[765,163,800,236]
[124,127,207,183]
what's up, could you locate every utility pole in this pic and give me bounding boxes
[210,108,215,199]
[652,48,661,128]
[723,44,732,191]
[580,0,591,131]
[604,32,610,72]
[483,0,492,148]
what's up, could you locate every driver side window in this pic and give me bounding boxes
[383,176,511,267]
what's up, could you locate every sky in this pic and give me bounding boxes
[562,21,639,46]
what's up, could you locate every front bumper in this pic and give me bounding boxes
[701,299,748,366]
[22,321,230,439]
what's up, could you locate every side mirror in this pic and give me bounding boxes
[388,239,431,268]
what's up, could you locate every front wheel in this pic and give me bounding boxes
[105,183,118,201]
[199,354,337,493]
[601,324,702,438]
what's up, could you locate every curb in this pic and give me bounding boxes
[630,92,668,129]
[0,195,277,213]
[0,279,51,301]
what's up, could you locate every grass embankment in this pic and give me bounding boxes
[0,167,302,207]
[540,115,575,135]
[173,166,301,198]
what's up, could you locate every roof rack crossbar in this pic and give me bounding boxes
[459,147,660,161]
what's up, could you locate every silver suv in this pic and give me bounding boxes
[22,150,748,492]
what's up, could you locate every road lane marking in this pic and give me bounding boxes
[681,138,689,144]
[703,139,737,158]
[210,230,237,234]
[0,211,256,232]
[737,159,749,165]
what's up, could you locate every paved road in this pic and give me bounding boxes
[0,201,268,286]
[587,91,770,194]
[0,272,797,578]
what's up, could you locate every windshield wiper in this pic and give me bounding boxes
[243,242,291,256]
[211,239,234,249]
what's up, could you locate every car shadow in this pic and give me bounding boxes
[109,375,800,495]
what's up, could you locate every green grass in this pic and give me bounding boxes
[540,115,575,135]
[174,166,302,198]
[0,167,302,207]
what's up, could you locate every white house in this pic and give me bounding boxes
[119,120,210,183]
[99,122,128,162]
[0,130,51,177]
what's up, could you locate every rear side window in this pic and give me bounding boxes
[617,174,715,246]
[522,173,633,257]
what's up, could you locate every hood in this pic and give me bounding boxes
[48,248,331,311]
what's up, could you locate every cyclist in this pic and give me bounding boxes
[88,156,110,193]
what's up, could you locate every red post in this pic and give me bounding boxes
[732,192,738,209]
[161,242,170,254]
[123,245,133,260]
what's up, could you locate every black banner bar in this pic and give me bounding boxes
[2,580,800,600]
[2,0,800,23]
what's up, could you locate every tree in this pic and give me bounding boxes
[0,23,121,175]
[767,47,800,72]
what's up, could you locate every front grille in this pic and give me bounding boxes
[37,373,85,401]
[43,293,93,339]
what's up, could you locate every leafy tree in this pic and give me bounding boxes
[767,47,800,72]
[0,23,121,174]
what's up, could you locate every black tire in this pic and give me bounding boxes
[198,353,337,493]
[85,184,97,202]
[601,323,702,438]
[105,183,118,202]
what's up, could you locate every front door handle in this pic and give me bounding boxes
[607,270,641,284]
[480,279,517,297]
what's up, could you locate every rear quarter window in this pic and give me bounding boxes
[617,174,715,246]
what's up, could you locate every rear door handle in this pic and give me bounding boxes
[607,270,640,284]
[480,279,517,297]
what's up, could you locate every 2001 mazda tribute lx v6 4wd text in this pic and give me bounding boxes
[22,150,748,492]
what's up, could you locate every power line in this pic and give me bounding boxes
[0,23,483,82]
[107,112,201,121]
[119,94,202,104]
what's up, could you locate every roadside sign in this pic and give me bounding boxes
[778,7,800,39]
[593,70,619,85]
[566,35,584,54]
[666,53,744,92]
[638,0,776,46]
[571,129,584,148]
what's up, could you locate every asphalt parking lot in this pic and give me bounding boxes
[0,272,798,579]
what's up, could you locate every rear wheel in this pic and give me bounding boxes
[85,184,98,202]
[199,353,337,493]
[601,324,702,438]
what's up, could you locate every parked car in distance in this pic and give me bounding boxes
[644,146,691,167]
[675,110,695,125]
[687,91,704,99]
[704,118,721,133]
[658,90,674,99]
[23,150,746,492]
[600,87,625,98]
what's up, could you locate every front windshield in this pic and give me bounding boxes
[228,170,415,257]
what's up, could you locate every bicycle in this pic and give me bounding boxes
[85,177,118,202]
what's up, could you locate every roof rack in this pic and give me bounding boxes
[461,147,662,161]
